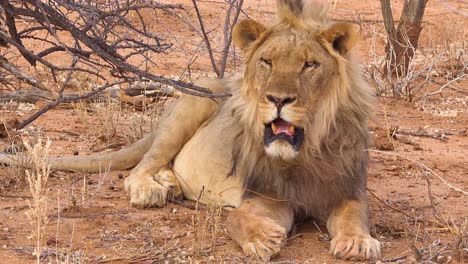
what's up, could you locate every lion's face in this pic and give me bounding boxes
[253,29,339,160]
[234,17,360,160]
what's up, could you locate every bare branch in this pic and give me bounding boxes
[191,0,220,77]
[16,79,138,130]
[219,0,244,78]
[0,55,53,92]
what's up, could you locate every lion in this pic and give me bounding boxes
[0,0,381,261]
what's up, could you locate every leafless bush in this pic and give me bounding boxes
[190,0,244,78]
[367,26,435,100]
[380,0,428,76]
[0,0,231,130]
[94,99,123,143]
[367,21,467,101]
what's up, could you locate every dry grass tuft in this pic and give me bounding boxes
[24,138,51,263]
[191,201,225,257]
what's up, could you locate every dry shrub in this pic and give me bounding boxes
[366,18,467,102]
[1,150,29,187]
[24,138,51,263]
[123,102,163,143]
[191,202,224,256]
[94,98,123,143]
[447,218,467,262]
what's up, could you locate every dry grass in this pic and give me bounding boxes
[191,202,225,255]
[0,119,29,186]
[23,138,51,263]
[94,99,123,143]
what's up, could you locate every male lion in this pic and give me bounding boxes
[0,0,381,261]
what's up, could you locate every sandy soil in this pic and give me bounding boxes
[0,0,467,263]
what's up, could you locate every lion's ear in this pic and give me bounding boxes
[321,22,360,55]
[233,19,267,51]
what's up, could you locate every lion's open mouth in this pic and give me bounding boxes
[264,118,304,150]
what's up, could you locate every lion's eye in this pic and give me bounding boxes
[304,61,320,69]
[260,58,272,66]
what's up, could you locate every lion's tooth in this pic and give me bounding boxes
[288,125,295,134]
[271,122,278,133]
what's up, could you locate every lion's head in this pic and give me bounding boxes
[231,0,372,162]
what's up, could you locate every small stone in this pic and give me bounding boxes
[117,173,123,179]
[109,185,115,191]
[2,227,9,232]
[73,150,79,155]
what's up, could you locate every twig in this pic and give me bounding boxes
[368,149,468,196]
[375,255,408,263]
[170,199,198,210]
[422,171,443,223]
[396,127,451,141]
[191,0,220,77]
[17,80,135,130]
[0,0,232,101]
[219,0,244,78]
[422,73,467,101]
[0,55,53,92]
[367,188,445,227]
[91,142,125,153]
[367,188,414,219]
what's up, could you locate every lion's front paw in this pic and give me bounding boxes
[330,233,381,260]
[154,167,182,201]
[232,216,286,261]
[124,175,167,208]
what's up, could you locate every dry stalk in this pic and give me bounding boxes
[447,217,467,262]
[124,102,162,144]
[24,138,52,263]
[94,98,122,143]
[191,198,224,256]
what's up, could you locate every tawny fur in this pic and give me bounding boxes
[1,0,381,261]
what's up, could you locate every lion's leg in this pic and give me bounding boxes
[327,198,381,260]
[226,196,294,261]
[124,80,225,207]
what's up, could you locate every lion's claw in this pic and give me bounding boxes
[238,217,286,261]
[124,176,168,208]
[330,233,381,260]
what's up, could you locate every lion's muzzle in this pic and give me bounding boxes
[264,118,304,150]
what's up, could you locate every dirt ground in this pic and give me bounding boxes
[0,0,467,263]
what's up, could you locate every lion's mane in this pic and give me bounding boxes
[227,1,374,219]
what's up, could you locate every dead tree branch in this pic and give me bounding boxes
[0,0,232,129]
[0,55,52,92]
[191,0,244,78]
[191,0,220,77]
[17,79,136,130]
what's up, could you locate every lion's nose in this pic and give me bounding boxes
[266,95,296,112]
